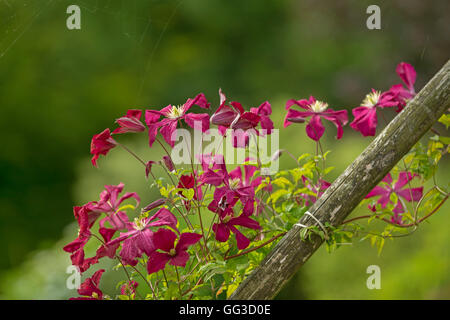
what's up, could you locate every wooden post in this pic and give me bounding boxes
[230,60,450,300]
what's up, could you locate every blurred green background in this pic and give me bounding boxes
[0,0,448,299]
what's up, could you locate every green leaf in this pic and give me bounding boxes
[438,114,450,129]
[181,188,195,200]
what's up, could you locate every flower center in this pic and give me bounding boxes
[169,248,177,256]
[167,105,184,119]
[361,91,381,108]
[133,217,146,231]
[228,178,241,190]
[309,101,328,113]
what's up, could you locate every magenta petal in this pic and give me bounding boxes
[145,110,162,125]
[393,172,416,190]
[392,201,405,214]
[169,250,190,267]
[257,101,272,115]
[365,186,388,199]
[200,169,226,186]
[230,215,261,230]
[147,251,171,274]
[184,113,210,132]
[135,229,155,256]
[396,62,416,92]
[229,225,251,250]
[283,109,313,128]
[259,115,274,134]
[213,223,231,242]
[305,115,325,141]
[397,187,423,202]
[242,200,255,216]
[231,112,261,130]
[147,123,159,147]
[211,104,238,127]
[350,106,378,137]
[176,233,202,251]
[160,120,178,147]
[148,208,178,230]
[152,228,177,252]
[119,237,140,266]
[229,167,243,181]
[382,173,393,185]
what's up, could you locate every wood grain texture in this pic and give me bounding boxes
[230,60,450,300]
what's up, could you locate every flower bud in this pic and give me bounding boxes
[141,198,166,213]
[162,155,175,172]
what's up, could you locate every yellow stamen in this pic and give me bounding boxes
[309,100,328,113]
[361,91,381,108]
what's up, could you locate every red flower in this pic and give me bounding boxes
[210,89,272,148]
[350,89,398,137]
[211,204,261,250]
[90,128,117,167]
[365,172,423,224]
[147,229,202,274]
[113,109,146,134]
[70,269,105,300]
[385,62,417,112]
[284,96,348,141]
[145,93,210,148]
[297,176,331,207]
[106,207,178,266]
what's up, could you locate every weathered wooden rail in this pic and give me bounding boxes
[230,60,450,300]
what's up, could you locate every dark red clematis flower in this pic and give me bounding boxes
[70,269,105,300]
[145,93,210,148]
[200,154,256,211]
[365,172,423,224]
[350,89,398,137]
[63,204,102,273]
[385,62,417,112]
[113,109,146,134]
[147,229,202,274]
[90,128,117,167]
[210,89,273,148]
[210,202,261,250]
[106,208,178,266]
[90,182,140,232]
[284,96,348,141]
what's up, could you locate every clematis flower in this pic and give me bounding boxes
[365,172,423,224]
[145,93,210,148]
[63,204,102,273]
[120,280,139,296]
[200,155,256,210]
[210,203,261,250]
[385,62,417,112]
[70,269,105,300]
[297,176,331,207]
[284,96,348,141]
[147,229,202,274]
[350,89,398,137]
[90,128,117,167]
[113,109,146,134]
[210,89,273,147]
[90,182,140,232]
[106,208,178,266]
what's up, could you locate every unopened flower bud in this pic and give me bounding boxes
[141,198,166,213]
[162,155,175,172]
